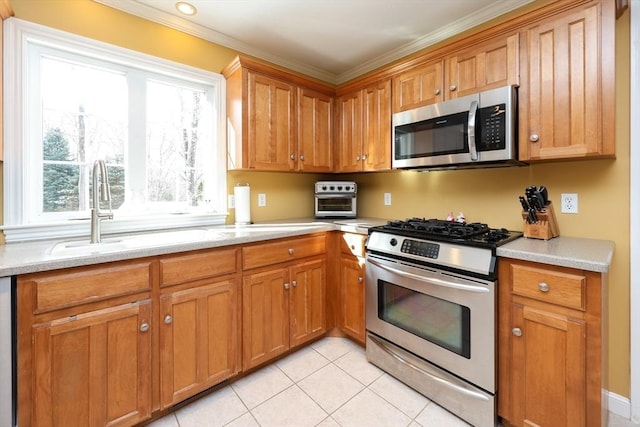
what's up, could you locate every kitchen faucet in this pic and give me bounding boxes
[90,160,113,243]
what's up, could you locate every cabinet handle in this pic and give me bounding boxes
[512,327,522,337]
[140,322,150,333]
[284,282,290,290]
[530,134,540,142]
[362,154,368,160]
[449,85,457,91]
[300,155,304,161]
[292,280,298,287]
[356,155,361,161]
[290,153,296,160]
[358,276,363,283]
[538,282,549,292]
[288,248,294,255]
[434,88,441,95]
[164,315,173,325]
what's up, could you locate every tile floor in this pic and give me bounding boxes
[148,337,637,427]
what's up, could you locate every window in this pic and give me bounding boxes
[3,18,227,242]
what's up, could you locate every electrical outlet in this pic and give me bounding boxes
[561,193,578,214]
[384,193,392,206]
[228,195,235,209]
[258,193,267,207]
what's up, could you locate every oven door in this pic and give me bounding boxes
[365,253,495,393]
[314,194,356,218]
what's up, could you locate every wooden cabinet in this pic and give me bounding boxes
[338,233,367,344]
[223,56,334,172]
[336,79,391,172]
[18,260,154,427]
[392,34,519,112]
[158,248,241,409]
[498,259,607,427]
[518,0,615,161]
[242,234,326,370]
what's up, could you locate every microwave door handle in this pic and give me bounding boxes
[468,100,479,161]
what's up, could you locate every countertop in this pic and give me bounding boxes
[0,218,614,276]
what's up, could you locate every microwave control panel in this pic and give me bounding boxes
[477,103,506,151]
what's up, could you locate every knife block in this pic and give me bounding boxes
[521,202,560,240]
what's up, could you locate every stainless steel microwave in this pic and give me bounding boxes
[392,85,524,170]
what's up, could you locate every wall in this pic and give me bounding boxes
[7,0,631,398]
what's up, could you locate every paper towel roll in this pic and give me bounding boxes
[234,184,251,225]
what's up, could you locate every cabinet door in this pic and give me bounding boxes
[447,34,519,99]
[362,80,392,171]
[336,90,363,172]
[289,259,326,347]
[32,300,152,427]
[160,279,240,408]
[511,303,586,427]
[248,71,296,170]
[392,60,444,112]
[519,2,614,160]
[242,268,289,370]
[298,87,333,172]
[340,256,365,344]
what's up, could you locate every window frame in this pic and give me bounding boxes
[3,18,228,243]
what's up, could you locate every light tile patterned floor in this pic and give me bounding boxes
[148,336,637,427]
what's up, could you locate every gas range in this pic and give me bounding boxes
[366,218,522,280]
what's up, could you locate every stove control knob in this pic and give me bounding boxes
[389,238,398,247]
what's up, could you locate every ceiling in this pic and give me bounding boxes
[95,0,534,85]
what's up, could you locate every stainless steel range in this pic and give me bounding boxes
[365,218,522,427]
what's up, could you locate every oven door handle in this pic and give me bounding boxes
[468,99,479,161]
[368,334,490,401]
[367,258,489,293]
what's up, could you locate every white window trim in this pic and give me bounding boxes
[3,18,228,243]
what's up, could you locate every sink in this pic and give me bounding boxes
[49,229,227,256]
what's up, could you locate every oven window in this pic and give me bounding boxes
[378,280,471,358]
[395,111,469,159]
[317,197,353,212]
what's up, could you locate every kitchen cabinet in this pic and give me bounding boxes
[338,233,366,344]
[498,259,607,427]
[223,55,335,172]
[17,260,154,427]
[158,248,241,409]
[242,234,326,370]
[336,79,391,172]
[518,0,615,161]
[392,34,519,112]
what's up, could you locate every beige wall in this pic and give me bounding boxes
[8,0,632,398]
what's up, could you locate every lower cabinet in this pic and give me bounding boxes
[338,232,367,344]
[498,258,606,427]
[242,234,326,370]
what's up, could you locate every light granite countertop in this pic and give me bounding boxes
[497,236,615,273]
[0,218,614,276]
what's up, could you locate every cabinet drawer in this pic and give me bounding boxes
[160,248,238,286]
[511,264,586,310]
[243,234,326,270]
[29,261,152,313]
[340,233,366,257]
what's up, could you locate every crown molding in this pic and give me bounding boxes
[94,0,533,85]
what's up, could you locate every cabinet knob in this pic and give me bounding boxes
[538,282,550,292]
[512,327,522,337]
[288,248,294,255]
[449,85,457,91]
[530,134,540,142]
[434,88,441,95]
[300,155,304,161]
[292,280,298,287]
[164,315,173,325]
[362,154,368,160]
[284,282,290,290]
[358,276,363,283]
[356,155,361,161]
[290,154,296,160]
[140,322,150,333]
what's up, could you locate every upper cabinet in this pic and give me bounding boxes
[518,0,616,161]
[392,34,519,113]
[336,79,392,172]
[223,56,335,172]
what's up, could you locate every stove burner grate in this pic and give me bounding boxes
[384,218,492,239]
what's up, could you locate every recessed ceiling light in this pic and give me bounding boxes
[175,2,197,16]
